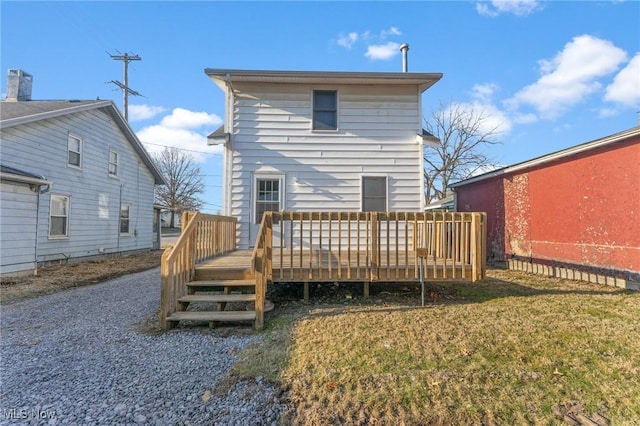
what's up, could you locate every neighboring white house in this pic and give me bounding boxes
[205,68,442,249]
[0,69,165,276]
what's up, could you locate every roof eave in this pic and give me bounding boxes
[0,100,114,129]
[449,125,640,189]
[0,172,51,186]
[205,68,443,93]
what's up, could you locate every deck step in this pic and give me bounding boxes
[167,310,256,323]
[178,294,256,303]
[187,279,256,288]
[195,267,255,281]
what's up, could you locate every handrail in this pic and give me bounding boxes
[160,212,237,330]
[251,213,272,330]
[258,211,486,283]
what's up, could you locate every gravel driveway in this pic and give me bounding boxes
[0,268,287,425]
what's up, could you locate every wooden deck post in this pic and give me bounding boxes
[371,212,378,280]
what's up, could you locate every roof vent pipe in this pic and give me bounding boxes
[400,43,409,72]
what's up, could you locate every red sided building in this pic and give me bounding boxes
[450,126,640,283]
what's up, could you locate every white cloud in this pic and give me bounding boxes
[136,108,223,163]
[471,83,499,103]
[335,27,404,61]
[506,35,628,119]
[128,104,167,122]
[160,107,222,129]
[365,42,401,61]
[337,32,358,49]
[476,0,541,17]
[380,26,401,38]
[598,107,620,118]
[604,53,640,107]
[450,101,512,137]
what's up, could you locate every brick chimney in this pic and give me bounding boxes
[6,69,33,101]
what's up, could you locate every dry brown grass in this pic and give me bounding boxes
[234,268,640,425]
[0,250,162,303]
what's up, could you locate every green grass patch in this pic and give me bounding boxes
[232,268,640,424]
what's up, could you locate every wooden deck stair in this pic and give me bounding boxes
[165,260,259,328]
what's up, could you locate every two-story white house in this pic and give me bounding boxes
[0,69,166,276]
[205,68,442,249]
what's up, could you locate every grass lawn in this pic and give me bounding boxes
[230,268,640,425]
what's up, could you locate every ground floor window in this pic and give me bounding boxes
[49,195,70,238]
[120,204,131,234]
[362,176,387,212]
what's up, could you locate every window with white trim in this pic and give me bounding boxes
[120,204,131,234]
[49,195,70,238]
[362,176,387,212]
[312,90,337,131]
[255,178,281,224]
[108,150,119,177]
[68,134,82,168]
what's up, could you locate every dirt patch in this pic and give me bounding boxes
[553,401,610,425]
[1,250,162,303]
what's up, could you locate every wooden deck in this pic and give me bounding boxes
[198,249,474,282]
[160,211,487,330]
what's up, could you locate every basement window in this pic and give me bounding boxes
[312,90,337,131]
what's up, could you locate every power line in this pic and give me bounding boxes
[107,51,142,121]
[143,141,223,156]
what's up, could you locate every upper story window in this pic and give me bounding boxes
[49,194,70,238]
[312,90,337,131]
[109,150,119,177]
[362,176,387,212]
[68,134,82,168]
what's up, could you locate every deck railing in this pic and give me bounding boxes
[253,211,486,284]
[160,212,237,329]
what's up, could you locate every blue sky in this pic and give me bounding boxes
[2,1,639,213]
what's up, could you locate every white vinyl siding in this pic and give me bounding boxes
[0,182,39,274]
[0,107,157,264]
[49,194,69,238]
[225,83,424,248]
[68,133,82,168]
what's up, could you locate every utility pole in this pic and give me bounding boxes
[108,52,142,121]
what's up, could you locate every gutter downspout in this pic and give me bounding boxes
[33,182,51,276]
[224,73,235,217]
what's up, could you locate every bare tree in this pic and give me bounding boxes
[153,147,205,228]
[423,102,502,206]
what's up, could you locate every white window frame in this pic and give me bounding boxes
[252,174,285,224]
[120,204,131,235]
[108,150,119,177]
[49,194,70,239]
[67,133,83,169]
[311,89,338,132]
[361,175,388,212]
